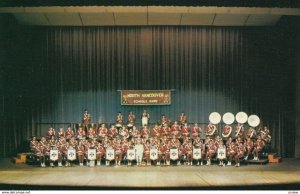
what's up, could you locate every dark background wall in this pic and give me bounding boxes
[0,14,299,158]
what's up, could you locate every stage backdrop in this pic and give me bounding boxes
[0,15,298,158]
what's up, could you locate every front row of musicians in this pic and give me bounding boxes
[30,124,271,168]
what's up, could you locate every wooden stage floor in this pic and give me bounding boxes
[0,158,300,190]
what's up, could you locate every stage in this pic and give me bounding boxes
[0,158,300,190]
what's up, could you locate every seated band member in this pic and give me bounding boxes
[141,126,150,139]
[108,125,118,139]
[127,141,135,166]
[158,140,169,166]
[161,114,170,126]
[87,127,96,140]
[127,111,136,126]
[76,127,86,140]
[76,140,86,166]
[191,123,201,139]
[130,126,140,139]
[246,127,256,139]
[135,137,144,166]
[235,123,244,139]
[234,143,246,167]
[65,142,76,167]
[119,126,130,140]
[160,124,170,138]
[184,141,193,166]
[144,140,151,166]
[97,124,107,140]
[205,122,216,138]
[47,127,56,140]
[58,137,67,167]
[178,112,187,126]
[35,142,46,167]
[261,126,272,144]
[193,136,204,166]
[170,121,181,138]
[222,124,232,139]
[217,141,226,166]
[58,128,65,139]
[206,140,216,166]
[30,136,39,152]
[244,138,254,160]
[253,136,265,160]
[151,124,161,138]
[181,123,190,138]
[141,110,150,127]
[226,141,237,166]
[65,127,74,140]
[114,138,123,166]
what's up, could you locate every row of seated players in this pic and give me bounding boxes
[30,126,270,168]
[45,122,271,143]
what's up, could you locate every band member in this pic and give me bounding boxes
[144,140,151,166]
[141,126,150,139]
[108,125,118,139]
[114,139,123,166]
[121,139,129,162]
[130,126,140,139]
[116,112,123,126]
[160,124,170,137]
[82,110,91,131]
[76,140,86,166]
[206,140,217,166]
[135,138,144,166]
[30,136,39,152]
[181,123,190,138]
[127,111,136,126]
[226,137,233,147]
[65,142,76,167]
[246,127,256,139]
[60,141,68,167]
[178,112,187,126]
[170,121,181,138]
[205,122,216,138]
[226,141,237,166]
[49,136,57,147]
[222,124,232,139]
[69,137,78,147]
[217,141,226,166]
[244,138,254,160]
[119,126,130,140]
[235,123,244,138]
[151,124,161,138]
[87,127,96,139]
[193,137,204,166]
[127,141,135,166]
[35,142,46,167]
[235,143,246,167]
[253,136,265,160]
[97,124,107,139]
[58,128,65,139]
[261,126,272,143]
[76,127,86,139]
[178,142,185,166]
[40,136,48,148]
[184,141,193,165]
[65,127,74,140]
[161,114,170,126]
[191,123,201,139]
[47,127,56,140]
[215,136,222,147]
[141,110,150,127]
[158,140,169,166]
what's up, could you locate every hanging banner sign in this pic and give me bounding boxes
[121,90,171,105]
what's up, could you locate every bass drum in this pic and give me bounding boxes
[209,112,221,125]
[235,112,248,124]
[248,115,260,127]
[222,112,235,125]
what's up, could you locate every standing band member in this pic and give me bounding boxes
[178,112,187,126]
[135,138,144,166]
[191,123,201,139]
[235,143,246,167]
[65,127,74,140]
[141,110,150,127]
[206,122,216,138]
[82,110,91,132]
[127,111,136,127]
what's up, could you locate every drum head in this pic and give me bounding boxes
[222,112,235,125]
[235,112,248,124]
[248,115,260,127]
[209,112,221,124]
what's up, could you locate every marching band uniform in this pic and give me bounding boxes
[60,142,68,167]
[158,141,169,166]
[57,138,66,167]
[76,141,86,166]
[114,140,123,166]
[108,125,118,139]
[184,142,193,165]
[253,136,265,160]
[122,140,129,162]
[261,127,272,144]
[151,125,161,138]
[119,126,130,140]
[181,123,190,138]
[134,139,144,166]
[87,127,96,139]
[161,115,170,126]
[130,126,140,139]
[116,112,123,126]
[95,142,105,166]
[234,143,246,167]
[127,111,136,126]
[58,128,65,139]
[35,143,46,167]
[97,124,107,140]
[178,144,185,166]
[160,124,170,138]
[191,123,201,139]
[141,110,150,127]
[47,128,56,140]
[217,142,226,166]
[205,123,216,138]
[193,137,204,165]
[226,142,237,166]
[82,110,91,132]
[178,112,187,126]
[76,127,86,140]
[127,142,135,166]
[206,141,216,166]
[144,141,151,166]
[69,137,78,147]
[30,137,38,152]
[65,127,74,140]
[246,127,256,139]
[244,138,254,160]
[170,121,181,138]
[141,126,150,139]
[222,124,232,140]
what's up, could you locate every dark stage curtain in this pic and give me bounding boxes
[0,19,297,158]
